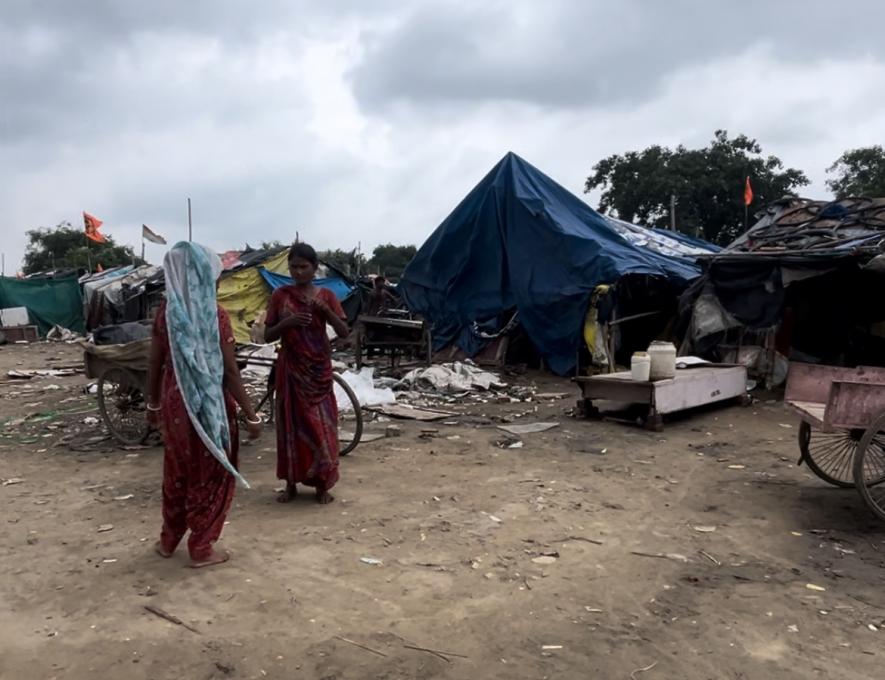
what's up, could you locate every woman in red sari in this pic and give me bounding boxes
[264,243,349,504]
[147,242,261,568]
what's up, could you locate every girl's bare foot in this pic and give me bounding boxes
[315,488,334,505]
[188,549,230,569]
[276,483,297,503]
[155,542,174,558]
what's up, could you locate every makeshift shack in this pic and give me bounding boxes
[0,273,85,337]
[680,197,885,381]
[400,152,718,375]
[216,246,360,343]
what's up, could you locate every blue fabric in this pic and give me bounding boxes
[164,242,248,488]
[258,267,354,300]
[400,152,715,375]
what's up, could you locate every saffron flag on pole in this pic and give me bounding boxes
[142,224,167,245]
[83,212,107,243]
[743,176,753,206]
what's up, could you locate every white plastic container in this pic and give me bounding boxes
[648,341,677,380]
[631,352,651,382]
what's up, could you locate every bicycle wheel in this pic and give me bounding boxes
[853,411,885,522]
[798,421,858,488]
[97,367,150,446]
[334,373,363,456]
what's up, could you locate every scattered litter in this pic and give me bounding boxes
[869,624,879,632]
[488,515,503,524]
[102,558,118,564]
[541,645,563,651]
[385,425,402,438]
[335,635,388,658]
[791,531,803,537]
[630,661,658,680]
[727,464,746,470]
[779,423,793,429]
[534,392,569,400]
[400,362,505,393]
[83,417,100,426]
[1,478,24,486]
[584,607,604,613]
[692,525,717,533]
[372,404,454,422]
[698,550,721,566]
[806,583,827,592]
[113,494,135,501]
[787,625,799,633]
[497,422,560,435]
[97,524,114,533]
[360,557,383,566]
[531,556,558,565]
[631,551,690,563]
[495,437,524,449]
[7,368,80,380]
[334,368,396,410]
[144,605,200,634]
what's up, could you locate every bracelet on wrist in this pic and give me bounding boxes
[245,414,262,425]
[146,403,162,412]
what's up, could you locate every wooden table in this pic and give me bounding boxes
[575,364,748,430]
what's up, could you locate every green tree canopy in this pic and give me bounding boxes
[317,249,367,277]
[585,130,810,245]
[826,145,885,198]
[23,223,143,275]
[368,244,417,279]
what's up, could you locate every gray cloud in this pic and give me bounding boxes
[350,0,885,110]
[2,1,885,272]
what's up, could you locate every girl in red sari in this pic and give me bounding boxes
[264,243,349,504]
[147,242,261,568]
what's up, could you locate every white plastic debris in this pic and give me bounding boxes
[400,362,506,393]
[334,368,396,410]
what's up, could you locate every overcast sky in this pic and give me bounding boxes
[3,0,885,271]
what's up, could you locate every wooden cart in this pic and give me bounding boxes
[354,315,432,369]
[576,363,748,431]
[785,362,885,522]
[83,339,152,446]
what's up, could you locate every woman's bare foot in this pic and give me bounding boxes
[277,483,297,503]
[188,549,230,569]
[315,488,334,505]
[155,542,174,558]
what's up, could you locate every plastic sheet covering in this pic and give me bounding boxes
[334,368,396,410]
[399,362,506,393]
[0,274,85,335]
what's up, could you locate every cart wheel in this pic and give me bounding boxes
[798,421,858,488]
[97,367,150,446]
[853,411,885,522]
[334,373,363,456]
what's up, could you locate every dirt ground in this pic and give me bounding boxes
[1,342,883,680]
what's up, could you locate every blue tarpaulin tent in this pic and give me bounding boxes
[399,152,717,375]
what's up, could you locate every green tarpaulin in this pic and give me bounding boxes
[0,275,85,336]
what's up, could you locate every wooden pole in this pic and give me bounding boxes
[669,194,676,231]
[187,198,193,241]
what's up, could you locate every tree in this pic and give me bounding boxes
[23,222,143,275]
[826,146,885,198]
[368,244,417,279]
[317,249,367,277]
[585,130,810,245]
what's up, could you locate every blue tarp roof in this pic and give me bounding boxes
[258,267,354,300]
[399,152,717,375]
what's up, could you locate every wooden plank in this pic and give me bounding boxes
[784,400,826,428]
[653,367,746,414]
[785,363,885,404]
[370,404,454,421]
[825,381,885,430]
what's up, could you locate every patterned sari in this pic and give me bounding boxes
[267,285,346,489]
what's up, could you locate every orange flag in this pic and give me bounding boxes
[96,263,104,272]
[83,212,107,243]
[743,176,753,206]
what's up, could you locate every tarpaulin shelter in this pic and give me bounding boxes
[0,274,85,335]
[216,246,359,343]
[681,196,885,372]
[400,152,717,375]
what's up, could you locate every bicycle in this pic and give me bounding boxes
[240,353,363,456]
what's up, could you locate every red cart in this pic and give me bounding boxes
[785,362,885,521]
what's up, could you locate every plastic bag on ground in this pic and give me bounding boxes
[335,368,396,411]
